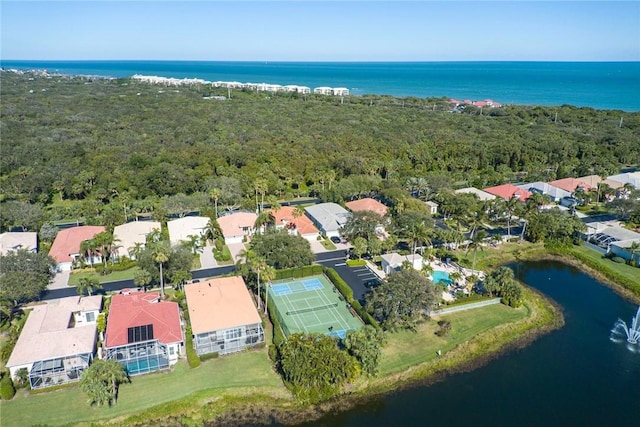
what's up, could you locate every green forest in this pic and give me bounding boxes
[1,70,639,229]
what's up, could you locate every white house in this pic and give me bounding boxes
[185,276,264,356]
[304,203,351,238]
[332,87,350,96]
[6,296,102,389]
[454,187,496,201]
[380,253,424,275]
[0,232,38,256]
[313,86,333,95]
[113,221,161,259]
[516,182,571,202]
[425,201,439,215]
[167,216,210,246]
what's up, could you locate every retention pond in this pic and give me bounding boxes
[301,260,640,427]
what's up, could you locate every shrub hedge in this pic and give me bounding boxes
[0,373,16,400]
[275,265,323,280]
[346,259,366,267]
[199,352,219,361]
[184,326,201,368]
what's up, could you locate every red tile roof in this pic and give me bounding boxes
[49,226,105,263]
[345,198,388,217]
[549,178,594,193]
[270,206,319,236]
[105,291,183,348]
[483,184,532,202]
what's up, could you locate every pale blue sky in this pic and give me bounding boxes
[2,1,639,61]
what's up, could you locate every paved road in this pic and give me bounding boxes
[316,256,380,303]
[43,252,346,301]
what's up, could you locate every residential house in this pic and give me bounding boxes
[167,216,210,246]
[49,225,106,271]
[454,187,496,201]
[304,203,351,238]
[609,239,640,264]
[332,87,349,96]
[380,253,424,275]
[548,178,593,194]
[104,290,183,376]
[185,276,264,356]
[516,182,571,202]
[425,201,439,215]
[577,175,624,190]
[270,206,319,241]
[6,295,102,389]
[607,172,640,190]
[113,221,161,259]
[345,198,388,218]
[483,184,532,202]
[217,211,258,244]
[0,232,38,256]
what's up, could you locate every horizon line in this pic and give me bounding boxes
[2,59,640,64]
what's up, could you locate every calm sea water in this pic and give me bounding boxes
[1,60,639,111]
[297,261,640,427]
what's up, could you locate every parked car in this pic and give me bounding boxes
[364,279,380,288]
[330,236,341,244]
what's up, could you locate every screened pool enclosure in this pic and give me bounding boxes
[29,353,92,389]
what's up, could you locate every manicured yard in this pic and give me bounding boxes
[569,245,640,295]
[68,267,140,286]
[1,350,286,426]
[379,303,527,375]
[320,239,336,250]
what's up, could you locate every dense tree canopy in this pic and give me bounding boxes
[365,269,440,330]
[0,250,56,312]
[1,71,638,229]
[343,325,387,376]
[278,333,359,403]
[339,210,383,242]
[525,208,586,246]
[249,229,314,269]
[481,266,523,308]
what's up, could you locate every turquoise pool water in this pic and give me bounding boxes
[432,270,453,286]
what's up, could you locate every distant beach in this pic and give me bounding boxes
[1,60,639,111]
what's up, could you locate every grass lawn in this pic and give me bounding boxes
[454,241,546,271]
[320,239,336,250]
[68,267,140,286]
[379,303,527,375]
[569,245,640,296]
[1,350,287,426]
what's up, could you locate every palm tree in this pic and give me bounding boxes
[76,276,102,296]
[293,206,305,219]
[251,256,267,310]
[152,243,170,299]
[254,211,272,235]
[254,178,268,213]
[467,229,488,276]
[503,196,521,238]
[80,359,129,406]
[80,238,99,267]
[262,265,276,315]
[209,188,221,218]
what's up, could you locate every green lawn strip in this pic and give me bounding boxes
[68,267,140,286]
[566,245,640,297]
[320,239,336,250]
[357,286,559,395]
[1,350,286,426]
[378,303,527,375]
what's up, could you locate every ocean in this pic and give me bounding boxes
[1,60,639,111]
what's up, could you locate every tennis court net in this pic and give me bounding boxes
[286,302,338,316]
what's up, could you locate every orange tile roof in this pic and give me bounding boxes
[270,206,319,236]
[483,184,532,202]
[184,276,261,334]
[217,212,257,238]
[345,198,388,217]
[49,226,105,263]
[105,292,183,347]
[549,178,594,193]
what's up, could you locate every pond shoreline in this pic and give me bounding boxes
[190,285,565,426]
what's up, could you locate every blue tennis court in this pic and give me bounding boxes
[268,275,364,339]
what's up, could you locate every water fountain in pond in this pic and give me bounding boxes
[611,305,640,351]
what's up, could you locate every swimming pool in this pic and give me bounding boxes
[432,270,453,286]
